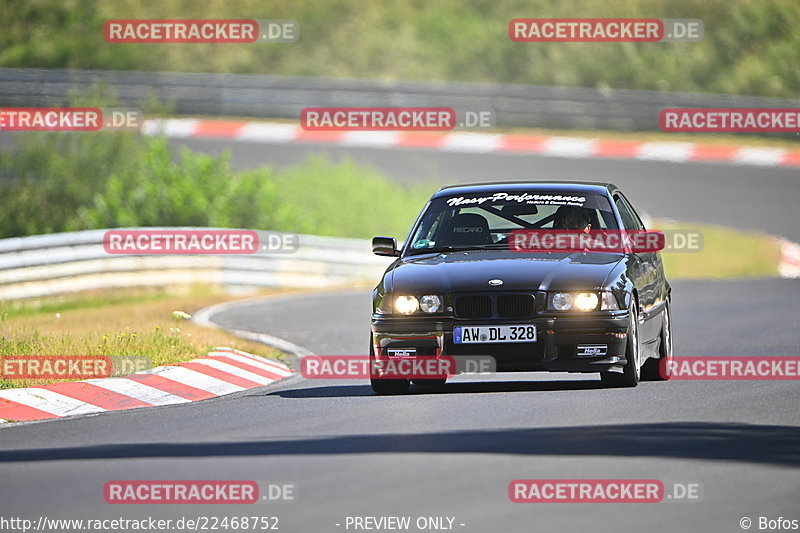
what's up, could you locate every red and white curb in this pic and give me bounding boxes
[142,119,800,168]
[0,347,292,423]
[778,239,800,278]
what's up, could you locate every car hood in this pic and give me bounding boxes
[387,250,623,293]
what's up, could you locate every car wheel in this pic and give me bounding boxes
[641,300,672,381]
[369,336,411,395]
[601,301,641,388]
[371,377,411,394]
[411,378,447,388]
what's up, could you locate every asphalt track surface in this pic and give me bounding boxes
[1,137,799,533]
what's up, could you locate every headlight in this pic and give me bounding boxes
[601,292,620,310]
[552,292,574,311]
[551,292,605,311]
[420,295,442,314]
[574,292,599,311]
[394,295,419,314]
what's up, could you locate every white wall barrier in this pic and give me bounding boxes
[0,229,393,301]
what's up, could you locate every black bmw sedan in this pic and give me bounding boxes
[370,181,673,394]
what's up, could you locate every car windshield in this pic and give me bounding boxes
[407,190,618,254]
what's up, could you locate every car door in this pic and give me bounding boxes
[613,193,663,345]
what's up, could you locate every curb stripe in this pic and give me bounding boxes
[192,121,248,138]
[295,130,346,143]
[778,239,800,279]
[149,366,246,395]
[180,362,264,389]
[4,388,105,417]
[542,137,597,158]
[689,144,740,162]
[194,358,278,385]
[0,349,293,424]
[210,349,293,376]
[396,132,448,147]
[594,140,641,158]
[85,378,190,406]
[212,353,292,379]
[125,374,217,401]
[39,382,151,410]
[142,119,800,168]
[781,151,800,166]
[0,397,59,421]
[734,147,788,166]
[201,355,288,381]
[212,347,295,371]
[443,133,504,152]
[636,142,694,162]
[341,131,399,147]
[142,118,199,138]
[499,134,549,152]
[238,122,298,142]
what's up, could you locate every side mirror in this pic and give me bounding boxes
[372,236,400,257]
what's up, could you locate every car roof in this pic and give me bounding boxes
[431,181,618,199]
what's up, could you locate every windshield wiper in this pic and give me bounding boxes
[407,246,455,255]
[408,244,508,255]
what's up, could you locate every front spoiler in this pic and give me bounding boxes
[371,313,631,374]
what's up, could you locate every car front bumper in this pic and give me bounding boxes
[371,312,630,374]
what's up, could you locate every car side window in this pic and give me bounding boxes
[614,195,644,231]
[409,208,445,248]
[620,194,646,229]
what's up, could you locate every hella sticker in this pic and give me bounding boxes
[577,344,608,357]
[387,348,417,357]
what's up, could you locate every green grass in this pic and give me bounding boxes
[0,286,290,389]
[658,221,781,279]
[0,286,179,320]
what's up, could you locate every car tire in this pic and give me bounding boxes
[641,300,672,381]
[601,301,641,388]
[371,377,411,394]
[369,336,411,395]
[411,378,447,388]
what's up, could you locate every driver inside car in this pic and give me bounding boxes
[556,206,592,232]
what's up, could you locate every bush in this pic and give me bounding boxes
[0,131,432,240]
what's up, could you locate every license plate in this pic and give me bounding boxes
[454,325,537,344]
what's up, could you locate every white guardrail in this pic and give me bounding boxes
[0,229,392,301]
